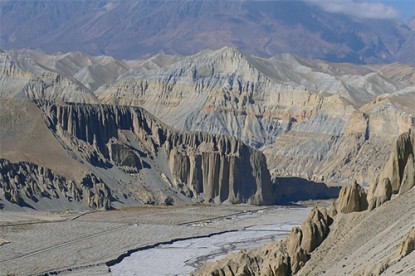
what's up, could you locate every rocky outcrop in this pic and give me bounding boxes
[368,131,415,210]
[107,142,146,173]
[299,208,331,254]
[96,47,415,185]
[39,101,273,205]
[386,132,414,193]
[200,133,415,276]
[0,158,112,209]
[400,153,415,194]
[196,241,291,276]
[196,207,332,275]
[330,180,368,215]
[285,207,332,274]
[291,133,415,275]
[80,173,112,209]
[2,49,414,186]
[398,227,415,258]
[367,177,393,211]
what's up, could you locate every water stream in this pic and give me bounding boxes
[110,221,301,275]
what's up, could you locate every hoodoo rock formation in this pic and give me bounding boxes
[197,131,415,275]
[0,99,276,209]
[368,131,415,210]
[330,180,368,215]
[0,159,111,209]
[96,47,415,185]
[196,207,332,275]
[42,101,273,205]
[1,49,414,187]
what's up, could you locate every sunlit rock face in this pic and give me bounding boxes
[1,48,414,209]
[368,131,415,210]
[1,99,345,210]
[97,47,415,185]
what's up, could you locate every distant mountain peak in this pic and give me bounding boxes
[1,0,412,64]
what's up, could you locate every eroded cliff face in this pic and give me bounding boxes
[2,49,414,186]
[266,97,415,185]
[97,47,415,185]
[368,131,415,210]
[0,98,276,210]
[197,132,415,275]
[39,101,273,205]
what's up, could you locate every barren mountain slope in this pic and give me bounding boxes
[0,99,277,211]
[265,93,415,184]
[98,47,415,185]
[0,51,98,103]
[1,48,413,186]
[197,132,415,275]
[11,49,184,92]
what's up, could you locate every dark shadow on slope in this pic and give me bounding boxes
[274,177,341,204]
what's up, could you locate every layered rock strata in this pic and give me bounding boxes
[40,101,274,205]
[197,132,415,275]
[97,47,415,185]
[0,98,279,209]
[2,49,414,186]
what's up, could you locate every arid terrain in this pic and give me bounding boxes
[0,1,414,273]
[197,132,415,275]
[0,45,414,275]
[0,204,313,275]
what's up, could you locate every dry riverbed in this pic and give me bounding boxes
[0,205,311,275]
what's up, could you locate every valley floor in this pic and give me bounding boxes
[0,204,315,275]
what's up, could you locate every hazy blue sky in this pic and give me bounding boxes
[377,0,414,19]
[371,0,415,19]
[305,0,414,20]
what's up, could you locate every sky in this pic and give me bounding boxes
[304,0,414,20]
[378,0,414,19]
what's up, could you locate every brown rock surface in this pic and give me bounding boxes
[368,177,393,211]
[0,99,276,209]
[368,131,415,210]
[196,207,332,275]
[299,207,331,254]
[197,133,415,276]
[398,227,415,258]
[43,101,274,205]
[294,135,415,275]
[287,227,309,274]
[195,240,291,276]
[2,49,414,187]
[399,153,415,194]
[331,180,368,214]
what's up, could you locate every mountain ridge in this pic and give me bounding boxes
[1,0,413,64]
[1,48,414,186]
